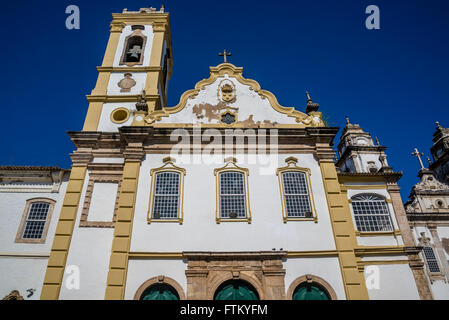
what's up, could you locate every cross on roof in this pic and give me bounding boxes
[411,148,425,170]
[219,49,231,63]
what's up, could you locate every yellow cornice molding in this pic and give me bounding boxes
[86,94,159,103]
[129,252,183,259]
[97,66,162,72]
[354,246,405,257]
[286,250,338,258]
[145,63,322,126]
[111,13,170,25]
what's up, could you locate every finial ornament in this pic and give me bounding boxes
[411,148,425,170]
[306,91,312,102]
[436,121,442,130]
[345,116,350,125]
[135,89,148,112]
[427,156,432,167]
[218,49,232,63]
[375,137,380,146]
[305,91,319,113]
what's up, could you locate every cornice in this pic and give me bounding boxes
[96,66,162,73]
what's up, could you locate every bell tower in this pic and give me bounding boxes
[82,6,173,131]
[336,117,392,173]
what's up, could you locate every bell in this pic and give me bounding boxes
[129,45,141,59]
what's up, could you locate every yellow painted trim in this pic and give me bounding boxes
[40,166,87,300]
[129,252,184,259]
[104,161,141,300]
[214,160,252,224]
[286,250,339,258]
[276,158,318,223]
[147,160,185,225]
[110,107,131,124]
[144,63,324,127]
[355,230,401,237]
[319,161,369,300]
[342,184,387,190]
[354,246,406,257]
[358,260,409,267]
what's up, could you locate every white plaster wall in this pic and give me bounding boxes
[437,226,449,261]
[161,74,300,125]
[125,259,188,300]
[113,25,154,67]
[107,72,147,95]
[88,182,118,222]
[130,153,336,252]
[92,158,124,164]
[59,170,114,300]
[97,102,134,132]
[0,257,48,300]
[431,280,449,299]
[358,153,383,173]
[364,263,420,300]
[0,179,68,253]
[283,257,345,300]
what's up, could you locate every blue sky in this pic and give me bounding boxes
[1,0,448,200]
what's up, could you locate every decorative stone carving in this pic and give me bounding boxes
[117,73,136,92]
[413,170,449,192]
[218,80,236,103]
[2,290,24,300]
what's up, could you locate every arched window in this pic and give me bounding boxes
[292,282,330,300]
[119,28,147,66]
[15,198,56,243]
[140,283,179,300]
[214,280,259,300]
[351,194,393,232]
[276,157,317,223]
[148,158,185,224]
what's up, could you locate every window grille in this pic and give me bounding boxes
[423,246,441,273]
[351,194,393,232]
[22,202,50,239]
[152,171,180,219]
[282,171,312,217]
[219,171,246,219]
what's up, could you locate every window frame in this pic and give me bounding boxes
[418,233,445,281]
[214,158,251,224]
[350,194,394,233]
[147,158,185,225]
[119,29,147,67]
[15,198,56,244]
[276,157,317,223]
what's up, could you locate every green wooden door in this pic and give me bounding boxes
[292,284,330,300]
[141,284,179,300]
[214,281,259,300]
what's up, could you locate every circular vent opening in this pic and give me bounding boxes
[111,108,130,123]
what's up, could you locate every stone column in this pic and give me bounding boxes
[387,183,433,300]
[185,269,209,300]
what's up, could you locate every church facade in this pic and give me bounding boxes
[0,6,442,300]
[405,123,449,299]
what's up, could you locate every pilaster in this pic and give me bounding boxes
[40,152,92,299]
[319,159,369,300]
[104,144,145,300]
